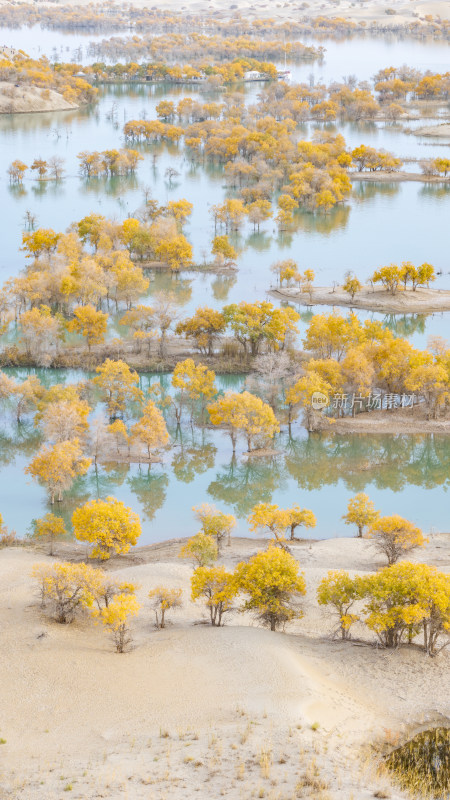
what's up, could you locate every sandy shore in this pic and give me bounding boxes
[0,534,448,799]
[317,405,450,433]
[351,170,450,183]
[0,82,78,114]
[414,123,450,138]
[271,285,450,313]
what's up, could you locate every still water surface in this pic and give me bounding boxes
[0,368,448,541]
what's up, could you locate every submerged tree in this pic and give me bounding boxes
[25,438,91,504]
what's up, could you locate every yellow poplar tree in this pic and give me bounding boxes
[179,532,218,567]
[155,234,193,272]
[68,304,108,353]
[172,358,216,421]
[167,199,193,226]
[285,371,332,431]
[208,390,279,453]
[193,503,236,552]
[211,235,237,265]
[235,546,307,631]
[191,566,237,626]
[95,593,141,652]
[175,307,226,356]
[343,493,379,538]
[288,506,317,540]
[72,496,141,560]
[131,399,169,462]
[359,562,450,654]
[367,515,426,565]
[148,586,182,628]
[25,438,91,504]
[342,275,362,300]
[248,503,291,546]
[317,570,362,640]
[31,561,103,623]
[32,512,67,555]
[93,359,143,419]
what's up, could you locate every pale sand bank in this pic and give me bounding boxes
[0,535,448,798]
[271,285,450,313]
[414,123,450,138]
[351,170,450,183]
[317,405,450,433]
[0,82,77,114]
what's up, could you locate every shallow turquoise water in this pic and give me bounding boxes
[0,28,449,542]
[0,368,448,542]
[1,81,449,349]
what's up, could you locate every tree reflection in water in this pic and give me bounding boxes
[207,453,287,517]
[127,468,169,522]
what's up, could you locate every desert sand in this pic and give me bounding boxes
[29,0,449,25]
[0,534,448,799]
[0,0,448,26]
[271,285,450,313]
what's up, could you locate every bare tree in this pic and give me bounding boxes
[47,156,65,180]
[164,167,180,187]
[152,291,180,358]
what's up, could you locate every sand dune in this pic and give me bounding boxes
[0,535,448,798]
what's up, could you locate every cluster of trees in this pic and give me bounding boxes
[7,149,146,183]
[123,119,184,143]
[127,120,356,214]
[318,563,449,656]
[373,66,450,101]
[0,212,199,360]
[125,99,408,217]
[369,261,436,294]
[420,157,450,178]
[93,56,282,84]
[8,157,65,183]
[1,3,448,41]
[327,262,436,300]
[1,310,449,472]
[0,352,294,503]
[12,359,172,501]
[32,559,140,651]
[0,51,97,107]
[179,301,300,358]
[2,218,306,360]
[173,301,450,425]
[85,32,321,66]
[30,490,448,655]
[290,310,450,426]
[350,145,402,173]
[31,547,450,655]
[77,148,143,177]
